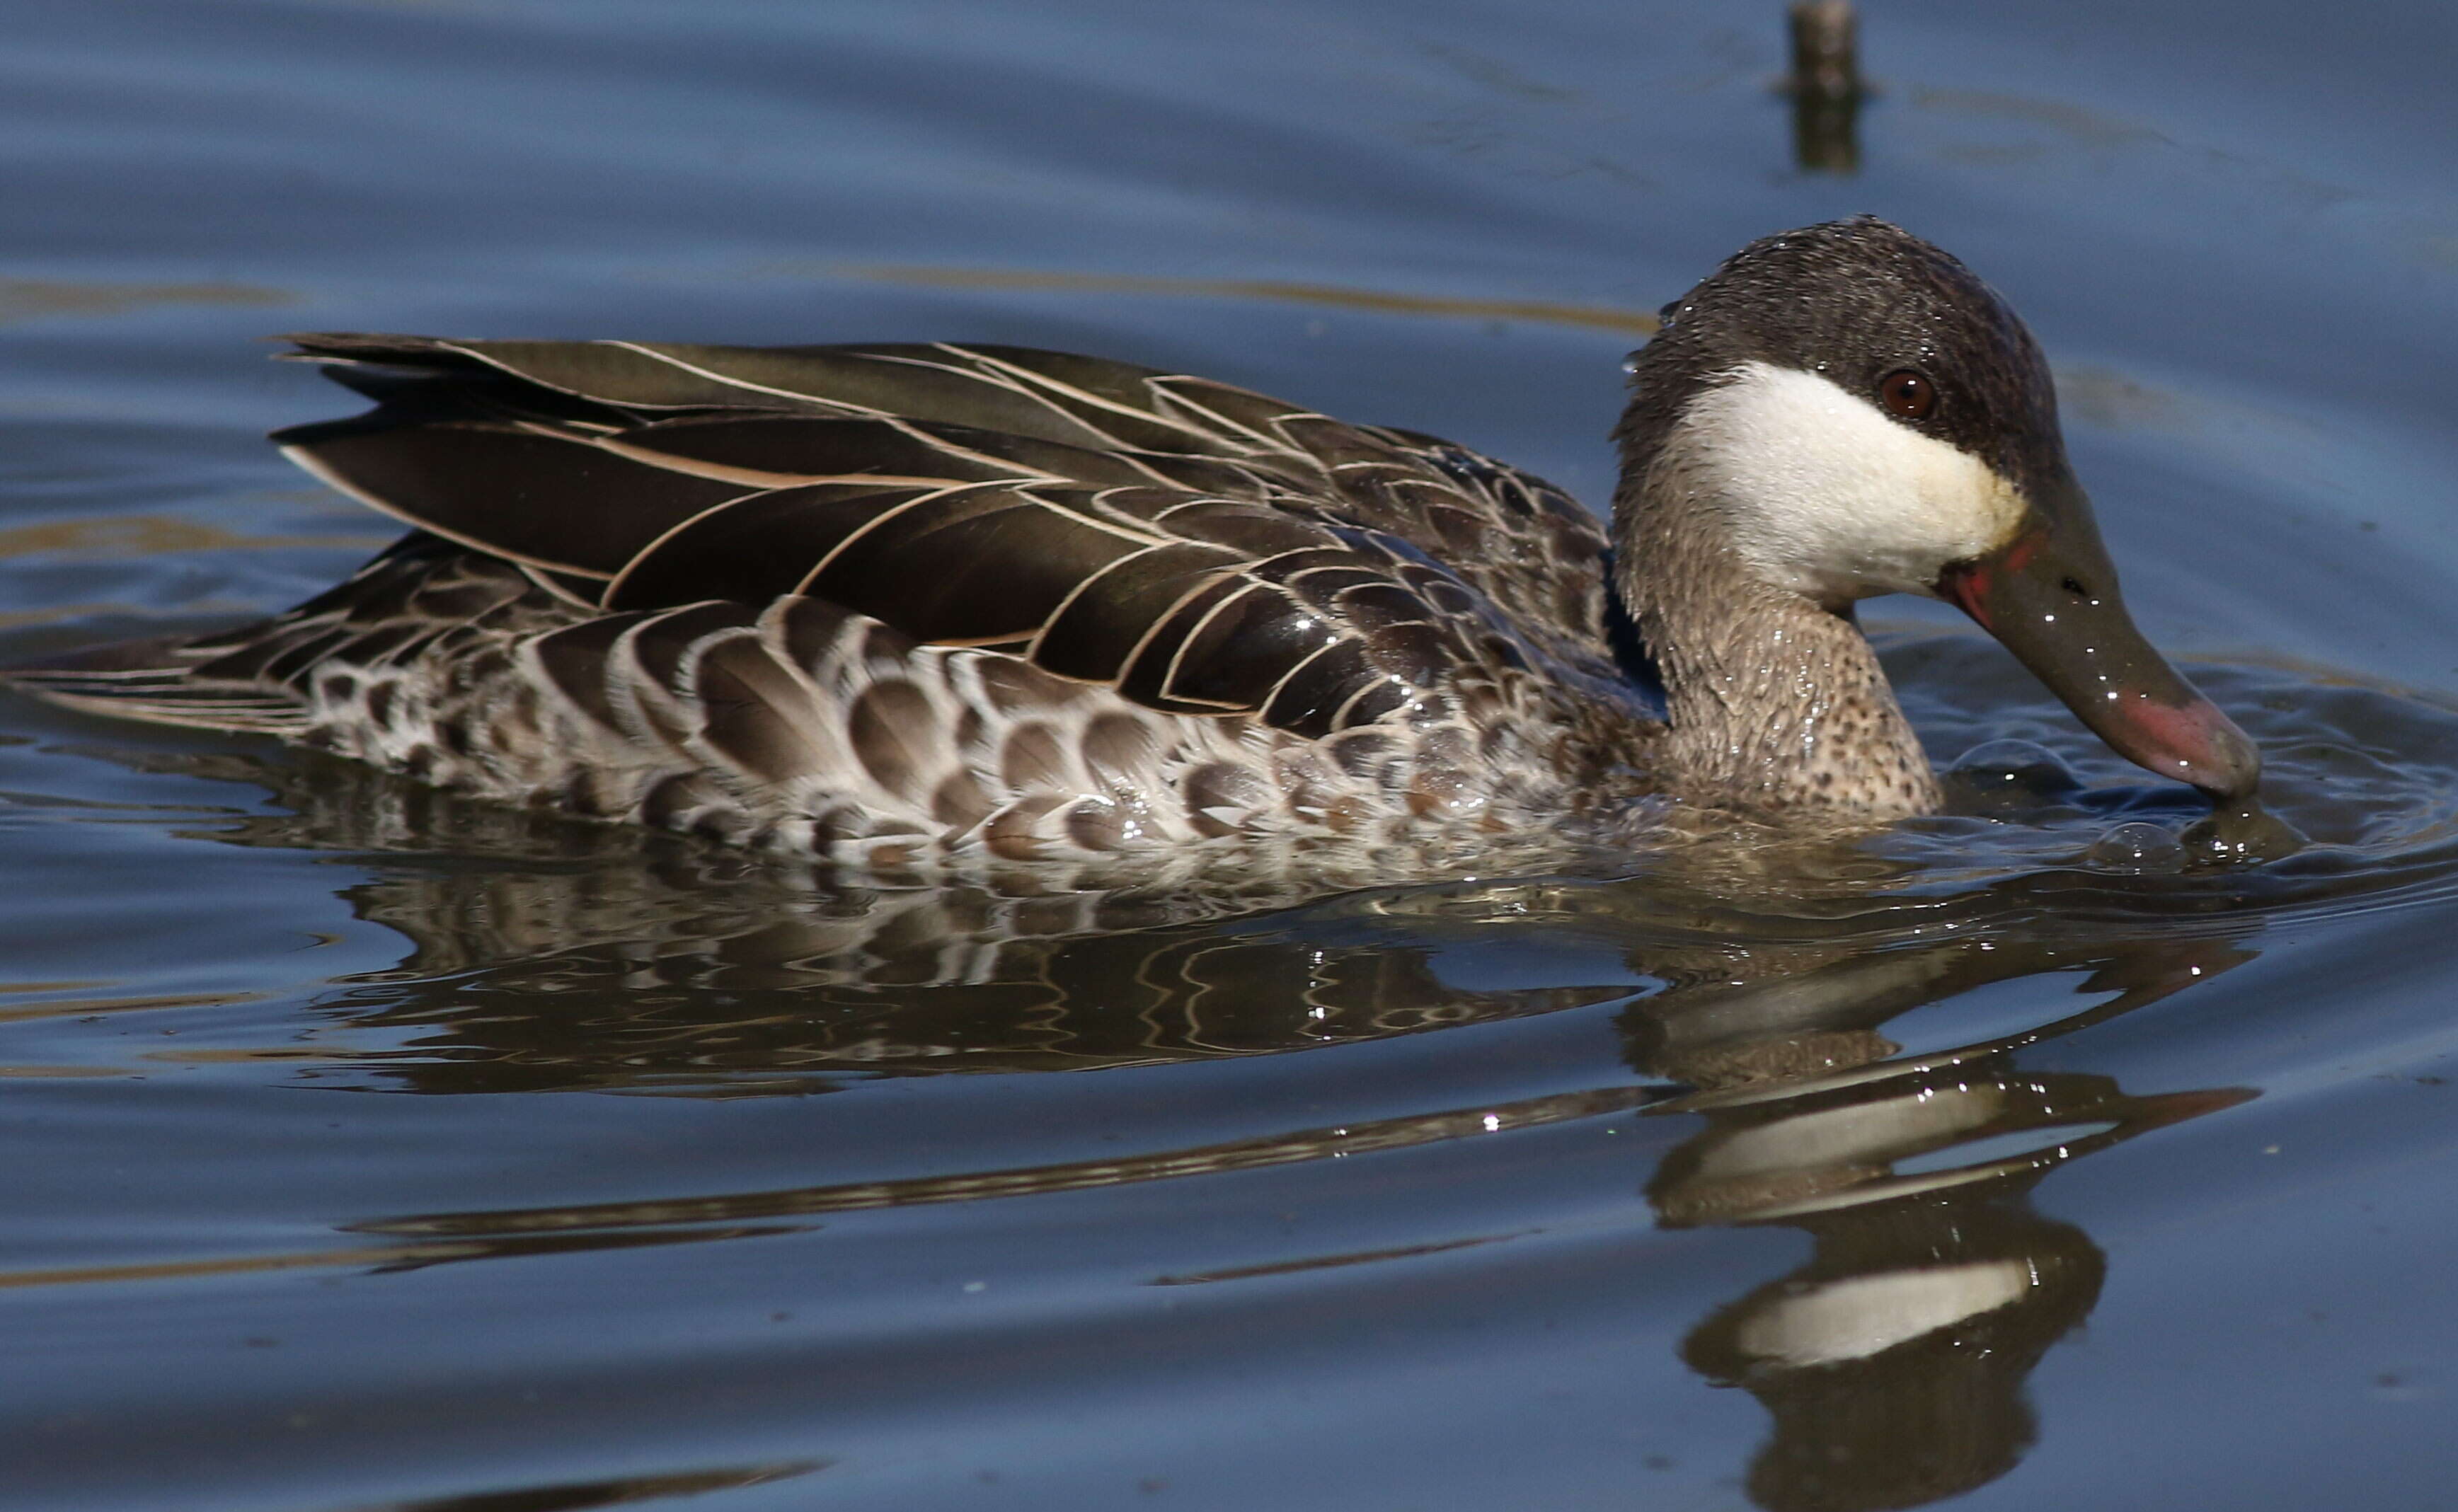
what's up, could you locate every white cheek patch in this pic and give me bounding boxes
[1673,361,2027,603]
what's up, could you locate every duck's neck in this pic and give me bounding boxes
[1613,446,1942,819]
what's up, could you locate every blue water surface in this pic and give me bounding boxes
[1,3,2457,1509]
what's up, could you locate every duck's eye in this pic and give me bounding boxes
[1877,369,1936,420]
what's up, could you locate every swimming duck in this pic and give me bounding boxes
[4,217,2258,866]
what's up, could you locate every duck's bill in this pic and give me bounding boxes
[1936,515,2261,802]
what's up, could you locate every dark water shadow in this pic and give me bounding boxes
[343,1460,827,1512]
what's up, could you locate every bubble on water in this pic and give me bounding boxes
[2181,800,2309,864]
[1943,739,2084,814]
[2087,821,2186,874]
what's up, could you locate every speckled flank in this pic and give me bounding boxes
[7,335,1677,866]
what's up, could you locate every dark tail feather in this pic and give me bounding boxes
[1,630,312,734]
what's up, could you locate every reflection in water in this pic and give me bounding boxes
[111,742,2270,1506]
[0,274,289,326]
[0,514,387,563]
[176,749,1646,1087]
[1685,1199,2103,1511]
[822,262,1660,335]
[0,1220,800,1292]
[306,841,2253,1507]
[1632,936,2254,1509]
[355,1085,1654,1240]
[345,1460,826,1512]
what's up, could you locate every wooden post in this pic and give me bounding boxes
[1786,0,1863,173]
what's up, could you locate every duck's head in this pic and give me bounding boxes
[1618,216,2259,803]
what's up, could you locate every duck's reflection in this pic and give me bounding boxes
[1631,937,2253,1511]
[1685,1195,2102,1512]
[172,749,2255,1508]
[322,885,2247,1510]
[185,750,1648,1085]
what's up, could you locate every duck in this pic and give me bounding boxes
[2,217,2259,869]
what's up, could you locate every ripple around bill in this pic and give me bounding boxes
[1877,630,2458,918]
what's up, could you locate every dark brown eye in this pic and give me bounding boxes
[1878,369,1936,420]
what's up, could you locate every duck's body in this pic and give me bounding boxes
[3,220,2258,865]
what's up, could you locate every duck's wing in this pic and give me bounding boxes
[265,335,1639,738]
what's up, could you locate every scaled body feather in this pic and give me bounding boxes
[8,337,1672,865]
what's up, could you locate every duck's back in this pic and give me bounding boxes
[6,337,1665,866]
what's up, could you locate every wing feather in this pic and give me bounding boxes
[241,335,1646,746]
[278,418,748,578]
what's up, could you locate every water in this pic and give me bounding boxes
[4,1,2457,1507]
